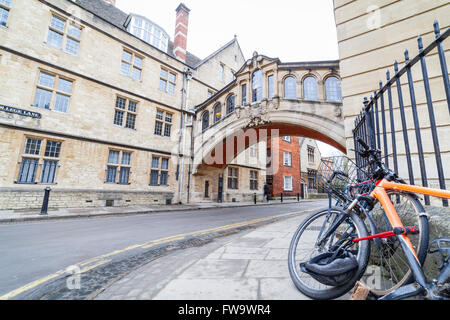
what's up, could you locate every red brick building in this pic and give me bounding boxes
[266,136,301,197]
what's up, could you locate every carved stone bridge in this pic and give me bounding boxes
[193,53,345,171]
[189,53,345,202]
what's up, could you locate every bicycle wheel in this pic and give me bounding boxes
[288,207,370,300]
[360,190,429,296]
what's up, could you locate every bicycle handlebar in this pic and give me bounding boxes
[327,170,349,184]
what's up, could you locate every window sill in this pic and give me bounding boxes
[154,134,171,138]
[0,24,8,30]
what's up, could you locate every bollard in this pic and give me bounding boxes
[281,193,283,203]
[254,193,257,204]
[40,187,51,215]
[297,193,300,202]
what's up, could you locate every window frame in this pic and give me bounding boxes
[46,13,83,56]
[33,70,74,113]
[283,151,292,167]
[154,109,173,137]
[213,103,222,124]
[284,76,297,99]
[241,83,247,106]
[284,176,293,191]
[307,146,315,164]
[120,48,144,81]
[113,96,138,130]
[303,76,318,101]
[202,111,210,131]
[149,156,170,186]
[105,149,132,185]
[159,67,177,95]
[0,0,11,27]
[219,64,225,82]
[252,69,262,103]
[227,167,239,190]
[16,136,63,185]
[226,94,235,115]
[325,76,342,102]
[267,74,275,99]
[250,170,258,191]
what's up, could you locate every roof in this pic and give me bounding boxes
[72,0,203,68]
[279,60,340,69]
[194,36,245,69]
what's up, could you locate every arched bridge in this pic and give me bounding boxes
[192,53,345,174]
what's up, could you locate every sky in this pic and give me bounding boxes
[115,0,342,156]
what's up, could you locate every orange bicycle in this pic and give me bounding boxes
[288,138,449,300]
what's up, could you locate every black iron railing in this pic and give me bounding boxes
[353,21,449,207]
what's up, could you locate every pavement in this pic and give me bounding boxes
[0,198,315,223]
[94,211,351,300]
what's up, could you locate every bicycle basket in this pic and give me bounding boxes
[317,156,371,202]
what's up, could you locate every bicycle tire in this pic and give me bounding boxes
[359,190,429,296]
[288,207,370,300]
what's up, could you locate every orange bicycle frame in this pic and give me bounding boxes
[370,179,450,261]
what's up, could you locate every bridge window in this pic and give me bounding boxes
[214,103,222,123]
[268,75,274,99]
[252,69,262,102]
[325,76,342,102]
[284,76,297,99]
[226,95,235,115]
[241,84,247,106]
[202,111,210,131]
[303,76,318,100]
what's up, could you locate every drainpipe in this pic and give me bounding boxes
[186,110,195,203]
[176,69,187,181]
[178,67,193,203]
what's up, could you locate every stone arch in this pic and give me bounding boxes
[193,99,345,173]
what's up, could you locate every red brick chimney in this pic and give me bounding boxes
[174,3,190,62]
[103,0,116,5]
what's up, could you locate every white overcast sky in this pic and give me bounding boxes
[115,0,342,156]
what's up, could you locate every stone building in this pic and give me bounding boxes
[0,0,343,210]
[0,0,248,210]
[299,137,322,197]
[192,53,343,203]
[334,0,450,194]
[266,136,301,198]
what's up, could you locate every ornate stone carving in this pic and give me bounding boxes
[245,100,271,128]
[334,105,343,118]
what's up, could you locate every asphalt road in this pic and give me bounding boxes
[0,201,326,299]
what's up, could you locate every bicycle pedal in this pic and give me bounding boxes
[429,238,450,270]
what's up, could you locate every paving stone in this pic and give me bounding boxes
[263,237,293,249]
[265,248,289,260]
[153,278,259,300]
[178,259,249,279]
[244,260,289,278]
[227,237,272,248]
[259,278,311,300]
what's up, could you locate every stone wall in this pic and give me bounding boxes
[334,0,450,203]
[0,188,174,210]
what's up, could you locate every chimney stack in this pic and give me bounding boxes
[103,0,116,6]
[174,3,190,62]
